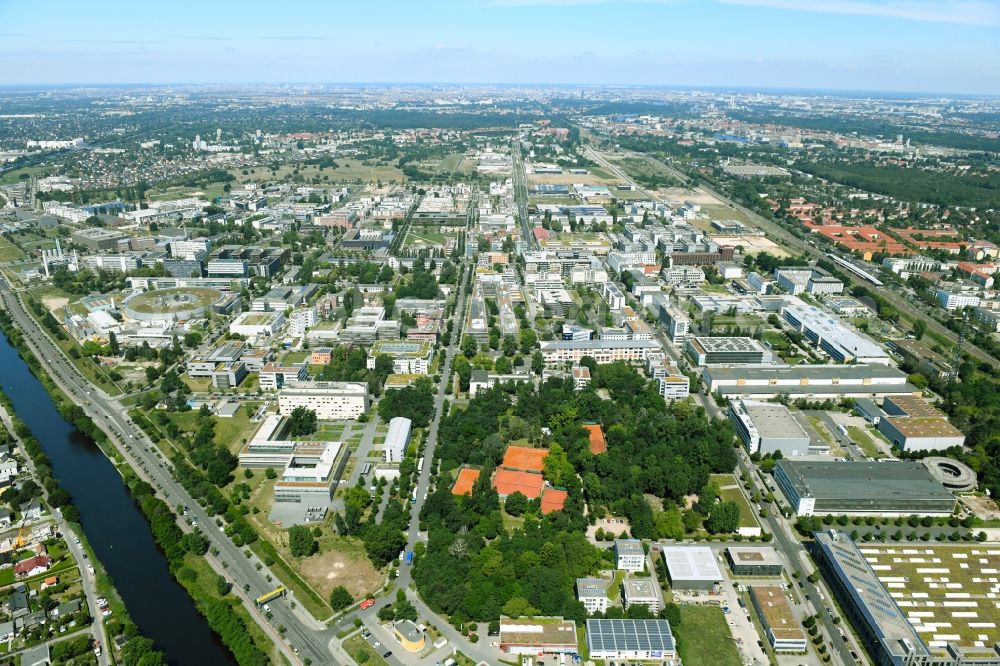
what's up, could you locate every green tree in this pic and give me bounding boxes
[329,585,353,611]
[286,406,318,437]
[501,334,518,357]
[531,350,544,375]
[542,442,574,488]
[461,335,478,359]
[501,596,539,618]
[288,525,318,557]
[705,500,741,534]
[504,491,528,516]
[519,328,537,354]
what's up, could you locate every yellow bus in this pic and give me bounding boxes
[255,586,286,607]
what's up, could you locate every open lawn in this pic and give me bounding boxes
[711,474,758,529]
[147,183,226,202]
[280,350,310,364]
[700,203,754,226]
[169,408,260,454]
[674,605,742,666]
[848,426,884,458]
[614,157,681,189]
[0,164,49,185]
[344,634,389,666]
[0,237,26,262]
[404,229,450,248]
[415,152,474,174]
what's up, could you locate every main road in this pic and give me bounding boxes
[615,142,999,369]
[600,268,859,666]
[511,140,539,251]
[0,277,332,665]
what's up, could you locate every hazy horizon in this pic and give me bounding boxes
[1,0,998,95]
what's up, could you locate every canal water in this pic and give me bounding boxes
[0,331,236,665]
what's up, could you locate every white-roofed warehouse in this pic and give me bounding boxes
[661,546,724,590]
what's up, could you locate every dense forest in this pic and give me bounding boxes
[413,363,738,622]
[797,161,1000,210]
[728,110,1000,153]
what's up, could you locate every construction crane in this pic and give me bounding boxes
[13,517,28,550]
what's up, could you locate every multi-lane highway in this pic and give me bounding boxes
[0,276,332,664]
[511,140,539,251]
[1,245,493,664]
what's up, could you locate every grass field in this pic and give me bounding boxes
[146,182,228,202]
[0,237,26,262]
[711,474,758,529]
[0,164,48,185]
[674,605,742,666]
[21,287,124,396]
[234,162,404,185]
[280,350,310,364]
[344,634,389,666]
[169,408,260,454]
[700,203,754,226]
[848,426,884,458]
[861,544,1000,654]
[614,157,681,189]
[807,416,835,444]
[404,229,450,248]
[414,152,475,174]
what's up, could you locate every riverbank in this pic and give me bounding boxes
[0,310,278,664]
[0,392,156,664]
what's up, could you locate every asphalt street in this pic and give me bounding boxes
[627,147,999,370]
[0,278,329,664]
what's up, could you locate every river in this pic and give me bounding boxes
[0,331,236,666]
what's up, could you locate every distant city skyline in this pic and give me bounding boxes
[1,0,998,95]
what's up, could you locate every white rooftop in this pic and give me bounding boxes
[661,546,724,581]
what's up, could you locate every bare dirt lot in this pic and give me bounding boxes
[962,495,1000,521]
[711,234,791,257]
[299,537,382,601]
[661,187,717,205]
[527,171,622,186]
[42,296,69,311]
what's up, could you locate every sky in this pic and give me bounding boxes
[0,0,998,94]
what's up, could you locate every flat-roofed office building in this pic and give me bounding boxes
[685,336,773,365]
[661,546,723,591]
[586,619,676,661]
[277,382,369,420]
[749,586,807,653]
[726,547,783,577]
[729,400,811,456]
[703,363,916,400]
[539,339,660,366]
[774,460,955,516]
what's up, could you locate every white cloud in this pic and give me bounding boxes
[715,0,1000,26]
